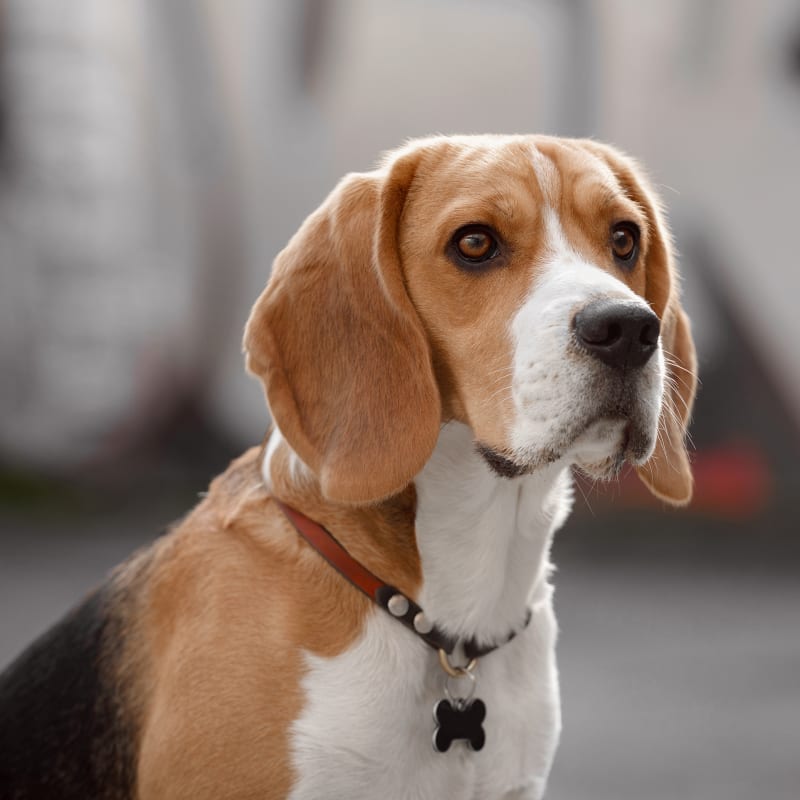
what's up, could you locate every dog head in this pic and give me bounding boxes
[244,135,697,505]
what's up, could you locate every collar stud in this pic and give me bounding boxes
[387,593,409,617]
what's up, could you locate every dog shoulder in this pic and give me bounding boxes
[135,446,373,797]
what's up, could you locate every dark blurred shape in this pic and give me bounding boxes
[0,4,7,172]
[787,19,800,84]
[297,0,330,94]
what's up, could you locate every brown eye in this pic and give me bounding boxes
[610,222,639,265]
[458,231,493,260]
[449,225,501,270]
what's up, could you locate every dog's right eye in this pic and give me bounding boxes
[448,225,502,270]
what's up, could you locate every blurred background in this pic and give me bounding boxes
[0,1,798,797]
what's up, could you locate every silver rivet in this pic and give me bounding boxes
[414,611,433,634]
[388,594,409,617]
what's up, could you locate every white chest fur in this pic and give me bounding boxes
[287,423,573,800]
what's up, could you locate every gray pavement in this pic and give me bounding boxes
[1,512,798,799]
[549,562,800,800]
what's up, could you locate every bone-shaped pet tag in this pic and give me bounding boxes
[432,697,486,752]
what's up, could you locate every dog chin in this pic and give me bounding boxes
[478,416,655,481]
[570,417,655,479]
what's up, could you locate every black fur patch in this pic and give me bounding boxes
[0,587,136,799]
[475,443,529,479]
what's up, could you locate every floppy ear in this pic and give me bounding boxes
[637,300,697,504]
[581,140,698,504]
[243,153,441,504]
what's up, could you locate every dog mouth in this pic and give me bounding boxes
[475,443,533,479]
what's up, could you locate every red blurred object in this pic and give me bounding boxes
[688,442,772,517]
[606,442,772,517]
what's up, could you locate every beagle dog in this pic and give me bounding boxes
[0,135,696,800]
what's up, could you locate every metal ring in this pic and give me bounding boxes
[438,648,478,678]
[443,669,477,705]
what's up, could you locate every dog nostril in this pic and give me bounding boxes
[640,322,659,347]
[605,322,622,346]
[577,316,622,346]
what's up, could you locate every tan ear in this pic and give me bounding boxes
[243,154,441,504]
[579,140,698,504]
[636,302,697,505]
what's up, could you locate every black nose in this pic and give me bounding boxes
[574,299,660,370]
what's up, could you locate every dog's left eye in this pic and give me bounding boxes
[610,222,640,265]
[449,225,501,269]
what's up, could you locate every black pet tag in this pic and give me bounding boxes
[432,697,486,752]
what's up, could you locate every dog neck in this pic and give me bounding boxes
[262,421,573,650]
[414,422,572,648]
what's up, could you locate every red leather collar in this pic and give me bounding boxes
[275,499,530,660]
